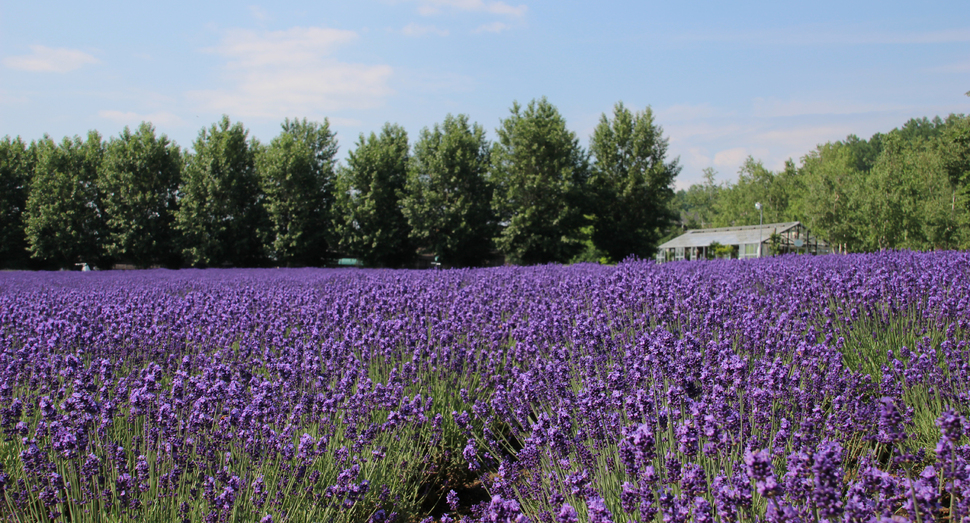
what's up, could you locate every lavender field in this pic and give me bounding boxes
[1,252,969,523]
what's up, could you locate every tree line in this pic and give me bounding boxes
[0,98,680,270]
[671,113,970,253]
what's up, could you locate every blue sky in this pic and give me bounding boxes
[1,0,968,188]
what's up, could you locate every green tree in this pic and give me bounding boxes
[177,116,267,267]
[678,167,721,229]
[841,133,883,173]
[587,102,679,262]
[713,157,793,227]
[940,114,970,211]
[490,98,589,265]
[334,123,415,268]
[0,136,35,269]
[258,118,338,266]
[402,114,496,268]
[24,132,106,268]
[860,134,923,250]
[99,122,182,268]
[798,142,874,252]
[860,131,968,251]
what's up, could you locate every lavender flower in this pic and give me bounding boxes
[446,489,459,512]
[876,397,907,444]
[555,503,578,523]
[586,495,613,523]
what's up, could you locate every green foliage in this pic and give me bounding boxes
[490,98,589,265]
[677,167,720,230]
[797,141,866,250]
[767,233,784,255]
[713,157,795,227]
[99,122,183,268]
[856,131,966,251]
[24,132,107,268]
[587,102,679,262]
[403,114,496,268]
[258,118,338,266]
[334,123,415,268]
[706,241,737,259]
[840,133,883,173]
[568,215,611,264]
[177,115,267,268]
[0,136,35,269]
[940,114,970,221]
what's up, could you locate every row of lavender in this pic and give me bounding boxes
[0,251,968,522]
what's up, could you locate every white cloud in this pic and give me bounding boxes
[682,147,712,169]
[474,22,510,33]
[659,93,970,188]
[98,110,186,128]
[190,26,393,119]
[249,5,271,21]
[754,125,855,149]
[712,147,753,169]
[210,27,358,68]
[3,45,98,73]
[402,23,450,37]
[411,0,527,17]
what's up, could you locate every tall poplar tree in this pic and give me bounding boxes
[588,102,679,262]
[99,122,182,268]
[24,132,106,268]
[402,114,495,268]
[334,123,414,268]
[0,136,35,269]
[258,118,338,266]
[490,98,588,265]
[177,116,267,267]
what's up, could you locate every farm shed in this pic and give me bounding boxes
[656,221,829,262]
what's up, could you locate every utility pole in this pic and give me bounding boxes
[755,202,763,258]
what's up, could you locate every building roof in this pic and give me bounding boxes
[658,222,803,249]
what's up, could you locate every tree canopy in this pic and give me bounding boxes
[334,123,414,268]
[24,132,106,268]
[403,114,496,268]
[588,102,679,262]
[490,98,589,265]
[258,118,338,266]
[99,122,182,268]
[177,115,267,268]
[0,137,34,269]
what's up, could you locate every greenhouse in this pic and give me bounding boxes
[656,221,829,262]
